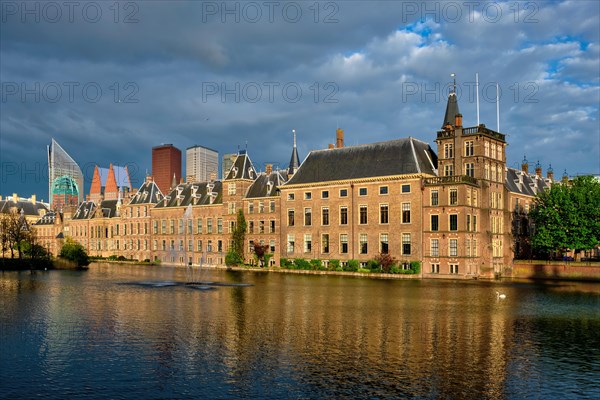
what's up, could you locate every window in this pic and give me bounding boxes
[179,240,184,251]
[465,163,475,177]
[218,240,223,253]
[359,188,367,196]
[197,240,202,252]
[259,202,264,213]
[153,240,158,250]
[340,234,349,253]
[321,234,329,253]
[467,215,471,232]
[270,240,275,253]
[248,203,254,214]
[270,201,275,213]
[322,190,329,199]
[249,221,255,234]
[473,239,478,256]
[287,234,295,253]
[170,220,175,234]
[466,239,471,257]
[270,220,275,233]
[197,219,203,234]
[449,239,458,257]
[304,234,312,253]
[228,183,236,195]
[287,193,295,201]
[188,240,193,252]
[402,203,411,223]
[491,143,496,159]
[444,165,454,177]
[450,189,458,205]
[449,214,458,231]
[465,141,474,156]
[379,186,388,195]
[431,263,440,273]
[207,219,213,234]
[431,190,439,206]
[228,202,236,214]
[473,215,477,232]
[340,207,348,225]
[161,240,166,251]
[450,264,459,274]
[288,209,295,226]
[444,143,454,158]
[304,208,312,226]
[340,189,348,197]
[304,192,312,200]
[401,184,411,193]
[207,240,213,252]
[380,233,389,254]
[359,206,368,224]
[259,221,265,234]
[380,205,389,224]
[431,215,439,231]
[319,207,330,226]
[359,234,368,254]
[431,239,439,257]
[179,219,184,234]
[484,141,489,157]
[484,164,489,180]
[402,233,411,255]
[217,219,223,234]
[153,221,158,234]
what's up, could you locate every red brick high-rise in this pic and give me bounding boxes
[152,144,182,195]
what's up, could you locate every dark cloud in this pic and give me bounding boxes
[1,0,599,199]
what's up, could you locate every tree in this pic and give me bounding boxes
[253,243,270,267]
[60,237,90,267]
[1,210,28,259]
[231,209,247,263]
[375,252,396,273]
[530,176,600,257]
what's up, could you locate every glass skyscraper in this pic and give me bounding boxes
[47,138,84,207]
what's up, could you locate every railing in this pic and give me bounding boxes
[462,125,506,141]
[424,175,479,186]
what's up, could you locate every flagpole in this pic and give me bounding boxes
[476,73,480,126]
[496,82,500,132]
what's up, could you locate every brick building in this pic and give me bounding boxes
[152,144,182,195]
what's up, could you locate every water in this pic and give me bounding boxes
[1,264,599,399]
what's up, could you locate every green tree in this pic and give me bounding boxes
[231,209,247,263]
[60,237,90,267]
[530,176,600,256]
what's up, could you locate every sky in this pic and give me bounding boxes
[1,0,599,200]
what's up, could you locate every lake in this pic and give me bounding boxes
[1,264,599,399]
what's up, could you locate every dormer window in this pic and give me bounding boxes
[248,168,255,179]
[266,181,274,195]
[232,167,239,178]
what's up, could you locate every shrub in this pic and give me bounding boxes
[263,253,274,267]
[375,252,396,273]
[280,258,289,268]
[108,255,118,261]
[117,255,127,261]
[328,259,340,271]
[335,266,344,272]
[310,259,322,270]
[367,259,381,272]
[59,238,90,267]
[390,265,401,274]
[358,268,371,273]
[345,259,359,272]
[294,258,311,270]
[225,249,243,266]
[410,261,421,274]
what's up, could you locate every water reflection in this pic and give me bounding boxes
[1,266,599,399]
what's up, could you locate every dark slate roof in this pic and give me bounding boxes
[288,146,300,174]
[155,181,223,208]
[285,137,438,185]
[99,200,120,218]
[72,201,97,220]
[0,198,49,217]
[442,92,460,128]
[129,180,163,205]
[225,152,257,181]
[35,211,59,225]
[505,168,551,196]
[246,170,289,198]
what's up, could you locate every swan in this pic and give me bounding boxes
[496,291,506,299]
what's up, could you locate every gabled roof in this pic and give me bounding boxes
[246,170,289,198]
[224,151,257,181]
[72,201,96,220]
[505,168,551,197]
[285,137,438,185]
[129,180,163,205]
[154,181,223,208]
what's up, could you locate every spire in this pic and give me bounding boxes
[442,73,460,128]
[288,129,300,175]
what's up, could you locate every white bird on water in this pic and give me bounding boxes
[496,291,507,299]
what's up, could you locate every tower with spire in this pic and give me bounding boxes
[288,129,300,176]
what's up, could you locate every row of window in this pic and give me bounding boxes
[429,188,479,207]
[121,206,149,218]
[429,238,479,257]
[248,220,276,234]
[430,214,477,232]
[286,233,412,255]
[429,263,460,274]
[287,203,411,227]
[442,141,503,161]
[152,218,223,235]
[286,185,411,201]
[247,201,276,214]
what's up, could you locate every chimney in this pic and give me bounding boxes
[328,144,334,149]
[266,164,273,175]
[12,193,18,203]
[336,128,344,148]
[535,161,542,178]
[547,164,554,181]
[521,156,529,174]
[455,113,463,127]
[31,194,36,204]
[146,175,153,183]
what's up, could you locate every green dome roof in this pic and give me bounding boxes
[52,175,79,196]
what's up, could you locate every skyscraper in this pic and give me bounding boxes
[222,153,237,180]
[152,144,182,195]
[186,145,218,183]
[47,138,84,207]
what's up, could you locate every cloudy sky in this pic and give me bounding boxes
[1,0,598,200]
